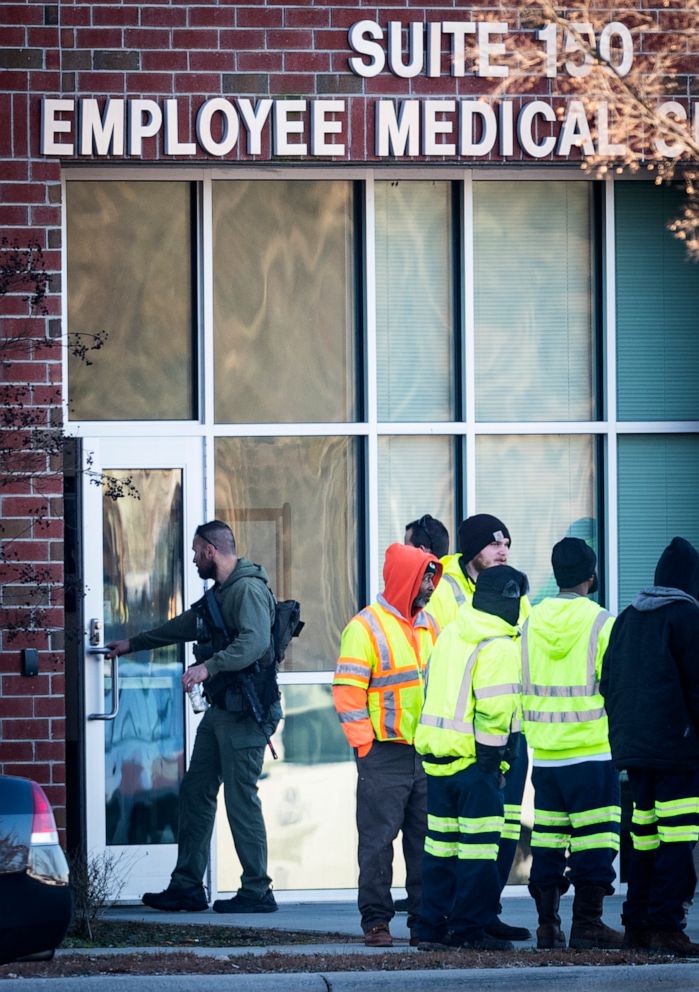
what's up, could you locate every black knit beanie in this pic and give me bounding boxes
[551,537,597,589]
[458,514,511,564]
[473,564,529,626]
[654,536,699,599]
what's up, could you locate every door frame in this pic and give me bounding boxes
[81,435,205,901]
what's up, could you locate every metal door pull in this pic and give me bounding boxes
[87,647,120,721]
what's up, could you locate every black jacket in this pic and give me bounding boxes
[600,537,699,771]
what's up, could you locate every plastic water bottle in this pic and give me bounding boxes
[188,682,208,713]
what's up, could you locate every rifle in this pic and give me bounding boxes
[239,671,278,760]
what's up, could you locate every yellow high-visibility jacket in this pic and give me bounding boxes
[520,595,615,761]
[415,607,521,777]
[334,600,439,752]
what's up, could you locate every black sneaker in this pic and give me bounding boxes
[485,918,532,941]
[212,889,278,914]
[142,887,208,912]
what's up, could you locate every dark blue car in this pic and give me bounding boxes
[0,775,72,964]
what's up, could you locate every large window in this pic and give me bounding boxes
[616,183,699,421]
[215,435,360,673]
[213,180,357,424]
[475,435,598,602]
[617,435,699,607]
[474,181,596,422]
[375,181,454,421]
[377,436,455,557]
[65,172,699,891]
[66,181,195,421]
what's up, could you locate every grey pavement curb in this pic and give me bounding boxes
[5,963,699,991]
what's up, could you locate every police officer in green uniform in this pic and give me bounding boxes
[106,519,280,914]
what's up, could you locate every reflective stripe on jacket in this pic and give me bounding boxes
[415,609,521,777]
[521,596,615,761]
[333,603,439,748]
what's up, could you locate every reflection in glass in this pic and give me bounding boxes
[66,181,194,421]
[377,435,455,557]
[375,181,454,422]
[215,436,359,672]
[618,435,699,608]
[475,435,597,602]
[217,685,358,891]
[213,181,356,423]
[474,182,595,422]
[102,470,185,846]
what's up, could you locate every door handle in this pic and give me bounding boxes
[87,647,120,721]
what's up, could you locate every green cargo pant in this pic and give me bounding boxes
[169,702,280,898]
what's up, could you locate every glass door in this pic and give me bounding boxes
[82,437,204,901]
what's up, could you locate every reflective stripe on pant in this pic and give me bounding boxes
[170,704,276,898]
[623,767,699,932]
[419,763,503,943]
[355,740,426,933]
[529,760,620,892]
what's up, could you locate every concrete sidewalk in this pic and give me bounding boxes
[37,894,699,992]
[96,890,699,956]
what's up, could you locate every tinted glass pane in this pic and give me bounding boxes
[213,181,356,423]
[215,436,359,672]
[474,182,595,421]
[102,469,185,846]
[617,435,699,607]
[615,182,699,420]
[66,181,194,421]
[375,181,454,421]
[377,435,455,557]
[476,435,598,602]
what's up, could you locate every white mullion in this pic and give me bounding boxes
[605,177,619,615]
[463,171,476,514]
[201,175,215,431]
[364,172,380,602]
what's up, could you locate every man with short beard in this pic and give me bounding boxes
[106,520,280,915]
[426,513,531,942]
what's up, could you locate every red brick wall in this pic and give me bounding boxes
[0,0,695,834]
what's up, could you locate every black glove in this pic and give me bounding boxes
[475,742,506,775]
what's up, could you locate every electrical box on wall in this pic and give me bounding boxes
[21,648,39,677]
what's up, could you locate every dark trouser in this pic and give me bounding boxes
[623,767,699,933]
[529,760,620,893]
[169,704,278,899]
[419,763,503,944]
[355,740,426,933]
[496,733,529,895]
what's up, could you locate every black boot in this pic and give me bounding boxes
[569,886,623,949]
[529,883,566,949]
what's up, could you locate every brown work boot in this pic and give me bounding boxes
[569,886,623,949]
[646,930,699,957]
[364,922,393,947]
[537,923,567,949]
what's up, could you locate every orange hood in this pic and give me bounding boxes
[381,543,442,624]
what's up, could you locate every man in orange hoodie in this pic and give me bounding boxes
[333,544,442,947]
